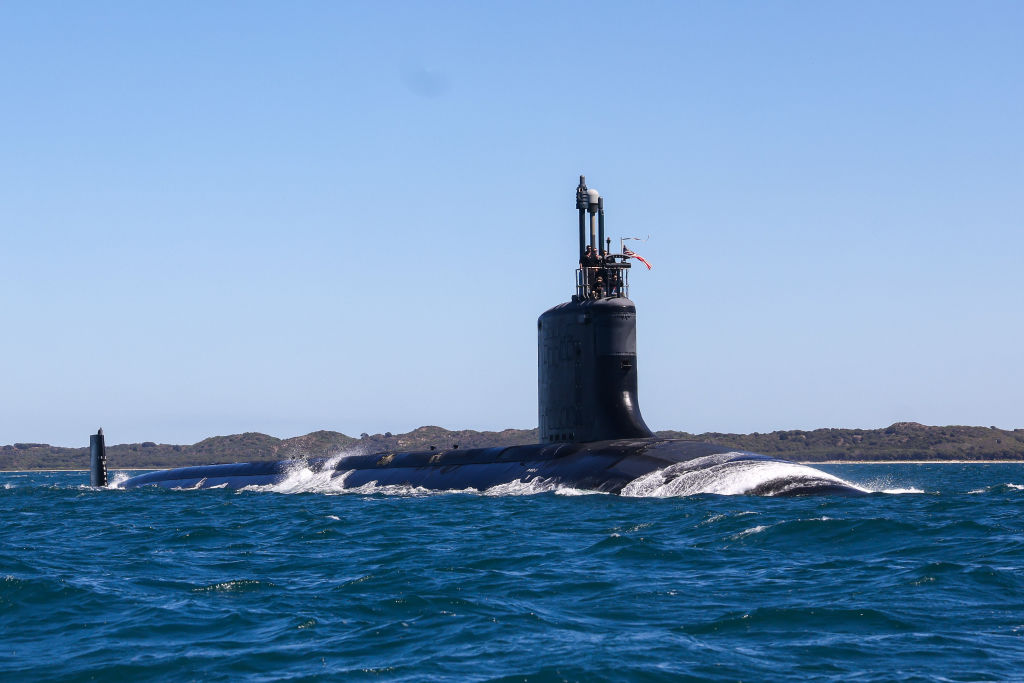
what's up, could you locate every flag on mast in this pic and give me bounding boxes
[622,246,652,270]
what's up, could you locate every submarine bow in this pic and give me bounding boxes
[108,176,863,496]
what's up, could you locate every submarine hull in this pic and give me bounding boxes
[106,177,867,499]
[118,438,865,497]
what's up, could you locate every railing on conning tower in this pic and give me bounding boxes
[576,258,631,300]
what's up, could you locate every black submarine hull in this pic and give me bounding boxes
[118,438,864,496]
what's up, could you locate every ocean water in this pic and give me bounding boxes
[3,464,1024,681]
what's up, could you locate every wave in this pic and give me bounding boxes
[968,483,1024,495]
[840,473,925,494]
[237,453,354,494]
[620,453,869,497]
[106,471,132,488]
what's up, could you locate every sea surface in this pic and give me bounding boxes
[3,464,1024,681]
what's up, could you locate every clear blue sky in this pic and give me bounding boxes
[2,1,1021,446]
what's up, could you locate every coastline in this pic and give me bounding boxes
[5,461,1024,474]
[6,424,1024,471]
[0,468,154,473]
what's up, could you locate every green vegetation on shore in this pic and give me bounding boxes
[4,422,1024,471]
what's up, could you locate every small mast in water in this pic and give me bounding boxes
[90,428,107,487]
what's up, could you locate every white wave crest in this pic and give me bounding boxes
[969,483,1024,495]
[230,451,465,496]
[482,478,604,497]
[106,471,131,488]
[846,475,925,494]
[237,453,355,494]
[620,452,868,497]
[335,476,459,497]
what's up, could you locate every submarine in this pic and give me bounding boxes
[101,177,863,496]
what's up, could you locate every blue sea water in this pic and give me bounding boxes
[3,464,1024,681]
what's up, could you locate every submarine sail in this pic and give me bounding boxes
[539,177,651,443]
[109,177,864,496]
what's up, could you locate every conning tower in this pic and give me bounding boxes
[537,176,653,444]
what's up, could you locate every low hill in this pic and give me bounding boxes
[0,427,539,470]
[3,423,1023,471]
[655,422,1024,462]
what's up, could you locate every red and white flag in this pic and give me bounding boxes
[622,246,652,270]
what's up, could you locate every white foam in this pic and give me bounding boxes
[482,477,602,497]
[845,475,926,495]
[107,471,131,488]
[620,452,868,497]
[237,454,355,494]
[335,477,458,497]
[482,478,557,496]
[240,468,604,498]
[553,486,607,496]
[968,483,1024,495]
[228,450,607,497]
[232,452,469,496]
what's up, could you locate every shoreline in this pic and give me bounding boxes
[4,461,1024,474]
[0,468,154,473]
